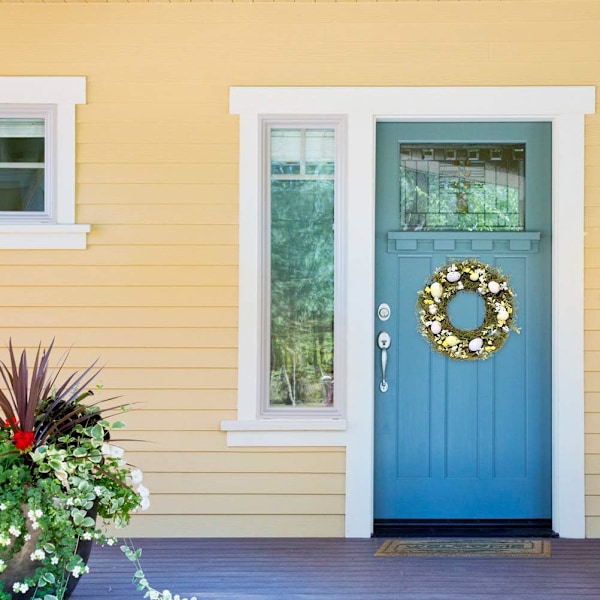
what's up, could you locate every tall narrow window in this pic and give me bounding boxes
[268,127,336,410]
[0,118,46,216]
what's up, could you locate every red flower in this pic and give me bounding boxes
[13,430,35,451]
[4,416,18,427]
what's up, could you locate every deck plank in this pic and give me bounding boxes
[70,538,600,599]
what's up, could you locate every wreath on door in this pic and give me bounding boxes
[416,258,519,360]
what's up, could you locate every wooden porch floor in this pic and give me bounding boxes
[70,537,600,599]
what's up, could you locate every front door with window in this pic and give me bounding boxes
[374,122,552,526]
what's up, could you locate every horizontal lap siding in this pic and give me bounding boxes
[0,0,599,536]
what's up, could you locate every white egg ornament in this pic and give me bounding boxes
[469,271,479,282]
[446,271,461,283]
[488,281,501,295]
[430,321,442,335]
[430,282,443,299]
[428,304,437,315]
[497,309,510,322]
[468,337,484,352]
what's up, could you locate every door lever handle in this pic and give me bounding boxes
[377,331,391,393]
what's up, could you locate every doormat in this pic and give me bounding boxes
[375,539,551,558]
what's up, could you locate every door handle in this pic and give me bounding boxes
[377,331,391,393]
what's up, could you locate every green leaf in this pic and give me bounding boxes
[42,573,56,584]
[71,508,86,526]
[90,423,104,441]
[81,516,96,528]
[111,421,126,429]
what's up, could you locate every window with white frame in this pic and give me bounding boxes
[222,116,346,434]
[0,77,89,249]
[267,125,338,413]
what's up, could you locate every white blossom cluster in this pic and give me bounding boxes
[102,444,151,512]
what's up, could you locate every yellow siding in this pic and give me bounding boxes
[0,0,599,537]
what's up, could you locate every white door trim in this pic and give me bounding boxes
[229,86,595,538]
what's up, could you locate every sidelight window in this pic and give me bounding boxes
[267,125,339,413]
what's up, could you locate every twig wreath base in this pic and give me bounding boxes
[417,258,519,360]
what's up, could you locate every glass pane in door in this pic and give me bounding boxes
[399,144,525,231]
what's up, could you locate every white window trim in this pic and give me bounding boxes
[222,115,348,439]
[225,86,595,539]
[0,77,89,249]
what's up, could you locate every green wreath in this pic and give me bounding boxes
[416,258,519,360]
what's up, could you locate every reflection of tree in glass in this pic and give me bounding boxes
[270,179,334,406]
[400,165,522,232]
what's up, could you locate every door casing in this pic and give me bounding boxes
[227,86,595,539]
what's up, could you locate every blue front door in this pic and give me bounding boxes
[374,122,552,520]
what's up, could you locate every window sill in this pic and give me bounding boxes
[221,419,348,447]
[0,224,91,249]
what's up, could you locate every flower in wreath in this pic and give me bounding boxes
[416,259,519,360]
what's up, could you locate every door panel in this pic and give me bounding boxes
[374,122,552,520]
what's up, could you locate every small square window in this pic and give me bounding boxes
[0,77,89,248]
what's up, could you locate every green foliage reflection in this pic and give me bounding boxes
[270,179,334,406]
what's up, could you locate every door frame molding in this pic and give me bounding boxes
[229,86,595,538]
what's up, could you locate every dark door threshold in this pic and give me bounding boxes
[373,519,558,538]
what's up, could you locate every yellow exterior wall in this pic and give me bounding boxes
[0,0,598,536]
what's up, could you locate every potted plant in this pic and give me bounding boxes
[0,341,190,600]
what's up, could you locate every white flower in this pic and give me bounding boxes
[24,534,31,542]
[0,558,5,573]
[106,538,116,546]
[0,503,6,510]
[9,525,21,537]
[71,565,89,578]
[51,556,60,565]
[94,486,104,496]
[130,469,144,485]
[82,532,93,540]
[30,549,45,561]
[0,534,10,547]
[13,582,29,593]
[140,496,150,511]
[102,444,124,459]
[137,483,150,499]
